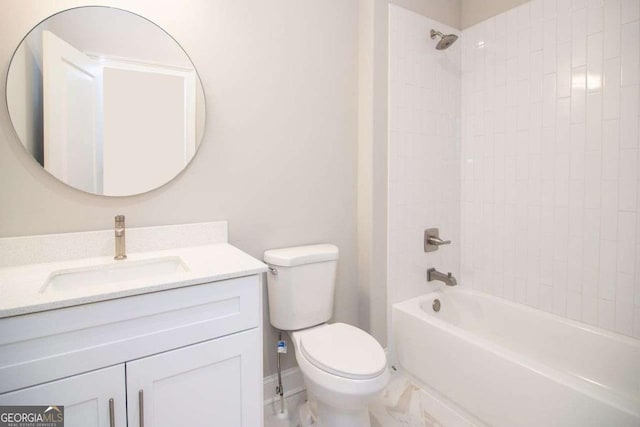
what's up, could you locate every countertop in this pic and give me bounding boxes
[0,243,267,318]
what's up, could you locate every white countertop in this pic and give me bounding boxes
[0,243,267,318]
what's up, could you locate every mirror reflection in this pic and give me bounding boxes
[6,7,206,196]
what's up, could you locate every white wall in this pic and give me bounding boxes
[388,5,461,309]
[461,0,640,338]
[0,0,359,377]
[358,0,390,346]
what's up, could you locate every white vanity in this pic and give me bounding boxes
[0,221,266,427]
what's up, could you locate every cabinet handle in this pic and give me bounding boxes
[138,390,144,427]
[109,398,115,427]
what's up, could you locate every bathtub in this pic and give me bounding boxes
[393,289,640,427]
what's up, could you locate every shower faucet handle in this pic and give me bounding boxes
[424,228,451,252]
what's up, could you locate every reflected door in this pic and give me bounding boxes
[42,30,103,194]
[101,60,196,195]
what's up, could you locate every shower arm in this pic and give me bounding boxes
[430,29,444,40]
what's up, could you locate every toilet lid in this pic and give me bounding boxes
[300,323,387,380]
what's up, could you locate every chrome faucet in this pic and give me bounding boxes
[114,215,127,260]
[427,268,457,286]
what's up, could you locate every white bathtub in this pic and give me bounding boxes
[393,289,640,427]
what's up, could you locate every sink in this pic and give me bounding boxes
[41,256,189,293]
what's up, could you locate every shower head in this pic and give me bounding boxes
[430,29,458,50]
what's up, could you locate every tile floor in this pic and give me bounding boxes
[265,370,477,427]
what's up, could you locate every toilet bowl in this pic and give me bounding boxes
[290,323,389,427]
[264,244,389,427]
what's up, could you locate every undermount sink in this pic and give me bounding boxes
[41,256,189,293]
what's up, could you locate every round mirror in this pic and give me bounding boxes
[6,7,206,196]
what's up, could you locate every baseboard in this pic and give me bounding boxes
[263,367,305,405]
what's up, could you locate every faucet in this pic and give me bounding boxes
[427,268,457,286]
[114,215,127,260]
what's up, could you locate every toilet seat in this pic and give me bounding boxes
[299,323,386,380]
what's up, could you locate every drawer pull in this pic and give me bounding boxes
[108,398,115,427]
[138,390,144,427]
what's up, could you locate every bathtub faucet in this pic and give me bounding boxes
[427,268,457,286]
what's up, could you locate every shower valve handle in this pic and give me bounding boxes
[427,236,451,246]
[424,228,451,252]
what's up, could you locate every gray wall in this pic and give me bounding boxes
[462,0,531,28]
[388,0,533,29]
[390,0,462,28]
[0,0,359,377]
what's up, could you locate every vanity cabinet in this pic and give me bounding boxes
[126,329,260,427]
[0,365,126,427]
[0,275,263,427]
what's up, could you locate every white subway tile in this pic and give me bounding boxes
[633,308,640,338]
[571,124,587,179]
[620,86,639,148]
[518,2,532,28]
[599,239,618,300]
[598,298,616,328]
[603,182,621,217]
[539,284,554,311]
[558,0,573,12]
[553,268,569,315]
[583,293,599,324]
[568,290,583,319]
[557,42,573,96]
[545,0,558,17]
[557,98,572,152]
[621,21,640,86]
[602,120,620,178]
[572,67,587,123]
[572,8,588,67]
[604,0,621,30]
[544,77,559,128]
[573,0,587,9]
[544,19,558,73]
[604,0,622,59]
[558,7,573,42]
[586,92,604,150]
[586,33,603,92]
[619,152,639,211]
[620,0,640,23]
[615,273,634,334]
[587,0,604,33]
[617,238,636,273]
[603,58,621,119]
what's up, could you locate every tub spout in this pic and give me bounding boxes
[427,268,457,286]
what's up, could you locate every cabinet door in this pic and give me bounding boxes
[126,328,261,427]
[0,364,126,427]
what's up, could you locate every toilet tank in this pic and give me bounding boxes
[264,244,339,331]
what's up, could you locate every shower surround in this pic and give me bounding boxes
[460,0,640,338]
[389,0,640,340]
[388,5,461,308]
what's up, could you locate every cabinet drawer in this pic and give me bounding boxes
[0,275,260,393]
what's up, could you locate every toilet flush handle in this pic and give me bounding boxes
[268,266,278,275]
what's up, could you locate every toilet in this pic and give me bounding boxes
[264,244,389,427]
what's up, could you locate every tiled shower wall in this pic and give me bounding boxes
[460,0,640,337]
[388,5,461,305]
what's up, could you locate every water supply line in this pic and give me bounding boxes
[276,331,288,419]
